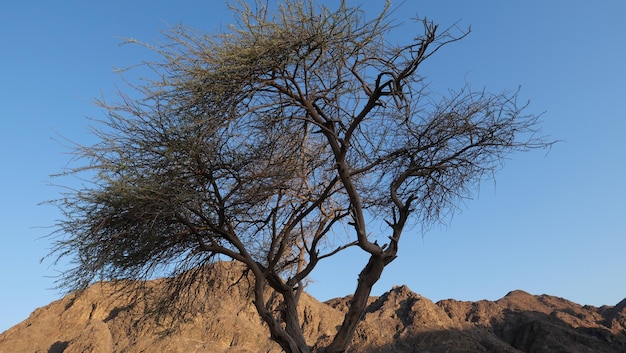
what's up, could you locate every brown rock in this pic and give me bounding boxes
[1,262,625,353]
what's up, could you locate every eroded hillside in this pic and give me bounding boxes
[1,262,625,353]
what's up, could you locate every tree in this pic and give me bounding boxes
[47,1,551,352]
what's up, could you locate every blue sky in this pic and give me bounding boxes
[1,1,624,332]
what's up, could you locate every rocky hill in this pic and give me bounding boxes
[1,262,625,353]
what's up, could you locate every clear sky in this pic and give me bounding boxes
[1,0,625,333]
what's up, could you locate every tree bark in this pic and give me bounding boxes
[322,254,388,353]
[252,270,311,353]
[282,287,311,353]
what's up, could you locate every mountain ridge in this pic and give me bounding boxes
[1,262,625,353]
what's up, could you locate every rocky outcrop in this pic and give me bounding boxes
[436,290,626,353]
[1,262,625,353]
[0,262,345,353]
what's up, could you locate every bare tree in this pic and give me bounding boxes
[47,1,552,352]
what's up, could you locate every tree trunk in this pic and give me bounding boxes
[282,288,312,353]
[252,271,312,353]
[322,254,387,353]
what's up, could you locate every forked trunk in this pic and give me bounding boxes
[252,273,311,353]
[254,255,388,353]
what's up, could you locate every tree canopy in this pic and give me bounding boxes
[48,1,551,352]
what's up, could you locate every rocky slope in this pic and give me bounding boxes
[1,262,625,353]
